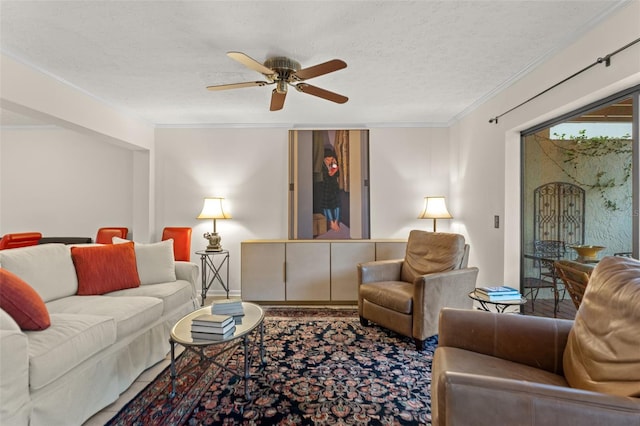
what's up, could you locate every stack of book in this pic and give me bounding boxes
[475,286,523,303]
[211,299,245,323]
[190,313,236,341]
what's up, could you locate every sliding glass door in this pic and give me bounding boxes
[521,86,639,306]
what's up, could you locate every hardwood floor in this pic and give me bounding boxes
[522,297,577,320]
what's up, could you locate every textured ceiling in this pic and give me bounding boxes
[0,0,628,127]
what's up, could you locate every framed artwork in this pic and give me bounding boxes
[289,129,370,239]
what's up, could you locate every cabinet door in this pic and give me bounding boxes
[286,243,330,301]
[331,242,375,301]
[241,243,285,301]
[375,242,407,260]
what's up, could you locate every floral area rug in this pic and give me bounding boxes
[107,306,436,425]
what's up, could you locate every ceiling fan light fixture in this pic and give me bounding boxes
[276,79,288,94]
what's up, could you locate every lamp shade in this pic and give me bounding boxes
[418,196,452,219]
[197,197,231,220]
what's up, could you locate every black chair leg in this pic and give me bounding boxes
[415,338,425,351]
[530,287,540,312]
[359,316,369,326]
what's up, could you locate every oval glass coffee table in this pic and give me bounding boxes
[169,302,265,400]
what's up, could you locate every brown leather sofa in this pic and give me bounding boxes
[358,231,479,350]
[432,255,640,426]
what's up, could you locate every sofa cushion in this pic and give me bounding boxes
[0,269,50,330]
[107,280,194,315]
[359,281,413,314]
[71,242,140,295]
[563,256,640,397]
[113,237,177,285]
[27,313,116,390]
[400,231,466,283]
[0,244,78,302]
[46,295,163,340]
[436,346,570,387]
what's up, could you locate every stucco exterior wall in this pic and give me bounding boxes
[523,131,633,258]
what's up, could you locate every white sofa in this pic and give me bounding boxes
[0,242,199,426]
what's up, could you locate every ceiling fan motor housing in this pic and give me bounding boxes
[263,57,301,74]
[264,57,301,93]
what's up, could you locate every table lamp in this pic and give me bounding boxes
[197,197,231,251]
[418,196,452,232]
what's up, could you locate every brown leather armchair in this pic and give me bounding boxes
[432,255,640,426]
[357,230,479,350]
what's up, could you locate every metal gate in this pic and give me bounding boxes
[533,182,585,246]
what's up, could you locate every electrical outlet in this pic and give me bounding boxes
[494,215,500,228]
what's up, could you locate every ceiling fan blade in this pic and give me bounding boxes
[227,51,275,76]
[294,59,347,81]
[270,89,287,111]
[295,83,348,104]
[206,81,270,91]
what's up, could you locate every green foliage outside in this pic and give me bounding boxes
[535,129,632,211]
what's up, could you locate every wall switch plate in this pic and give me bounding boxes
[494,215,500,228]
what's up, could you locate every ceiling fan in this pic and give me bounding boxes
[206,51,348,111]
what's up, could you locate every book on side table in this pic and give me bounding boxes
[211,299,245,324]
[211,299,245,316]
[191,329,236,341]
[190,313,236,340]
[475,286,523,302]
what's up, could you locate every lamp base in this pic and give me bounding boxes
[203,232,223,252]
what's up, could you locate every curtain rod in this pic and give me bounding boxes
[488,37,640,124]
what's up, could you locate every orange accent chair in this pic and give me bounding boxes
[0,232,42,250]
[162,227,192,261]
[95,227,128,244]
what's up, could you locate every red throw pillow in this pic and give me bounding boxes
[72,242,140,295]
[0,268,51,330]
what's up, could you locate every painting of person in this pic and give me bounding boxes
[320,147,341,231]
[309,129,353,239]
[291,128,370,240]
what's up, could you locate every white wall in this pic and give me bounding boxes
[0,127,134,238]
[154,127,290,259]
[451,0,640,287]
[0,124,451,296]
[369,127,453,238]
[154,126,451,295]
[0,53,156,241]
[0,54,155,151]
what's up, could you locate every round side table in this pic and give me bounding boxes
[468,290,527,313]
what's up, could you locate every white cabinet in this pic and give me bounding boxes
[240,242,285,301]
[375,241,406,260]
[286,243,330,300]
[331,242,375,301]
[241,240,406,302]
